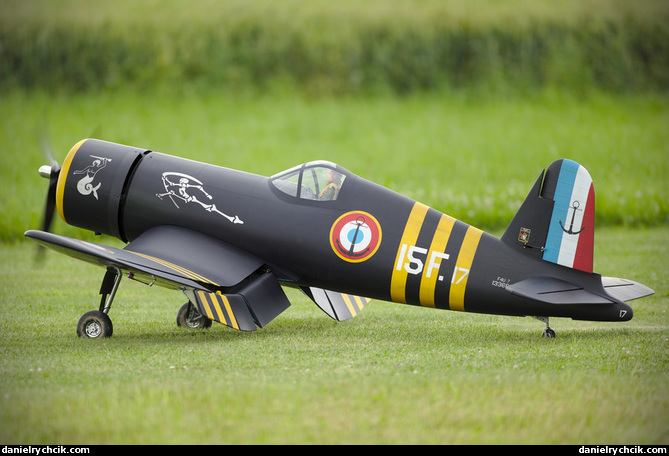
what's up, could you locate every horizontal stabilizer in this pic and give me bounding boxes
[301,287,370,321]
[506,277,614,305]
[602,277,654,302]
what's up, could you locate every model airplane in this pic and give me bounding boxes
[26,138,654,338]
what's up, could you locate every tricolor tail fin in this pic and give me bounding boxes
[502,159,595,273]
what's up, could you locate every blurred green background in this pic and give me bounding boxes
[1,0,667,241]
[2,0,669,94]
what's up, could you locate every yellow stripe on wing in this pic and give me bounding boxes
[197,290,216,320]
[217,291,239,330]
[128,251,219,286]
[419,214,456,307]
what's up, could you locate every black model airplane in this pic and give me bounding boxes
[26,139,654,338]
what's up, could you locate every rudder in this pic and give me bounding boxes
[502,159,595,273]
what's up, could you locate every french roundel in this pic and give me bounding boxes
[329,211,382,263]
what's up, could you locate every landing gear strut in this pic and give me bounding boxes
[532,316,556,338]
[77,267,121,338]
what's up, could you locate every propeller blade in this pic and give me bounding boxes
[34,110,62,263]
[42,170,59,232]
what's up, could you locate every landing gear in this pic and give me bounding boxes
[176,302,212,329]
[542,327,556,338]
[75,267,214,338]
[532,316,556,338]
[77,267,121,339]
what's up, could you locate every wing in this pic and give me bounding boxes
[25,226,291,331]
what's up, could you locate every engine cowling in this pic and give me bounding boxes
[57,139,147,239]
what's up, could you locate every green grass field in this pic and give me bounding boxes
[1,0,668,446]
[0,228,667,444]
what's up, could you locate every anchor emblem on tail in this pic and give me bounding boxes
[560,200,585,235]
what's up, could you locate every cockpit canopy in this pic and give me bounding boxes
[270,161,348,201]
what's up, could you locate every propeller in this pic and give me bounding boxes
[38,151,61,233]
[34,120,62,262]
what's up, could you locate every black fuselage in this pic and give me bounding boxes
[57,139,633,323]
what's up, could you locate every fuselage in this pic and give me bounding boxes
[56,139,632,323]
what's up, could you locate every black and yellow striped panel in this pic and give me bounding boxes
[327,291,371,321]
[194,290,256,331]
[390,202,483,311]
[308,287,371,321]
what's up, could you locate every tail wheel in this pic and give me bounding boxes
[77,310,113,338]
[176,302,212,329]
[542,328,556,338]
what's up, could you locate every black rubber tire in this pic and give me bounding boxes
[77,310,113,338]
[542,328,556,338]
[176,302,212,329]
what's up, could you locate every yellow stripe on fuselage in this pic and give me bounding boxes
[390,202,429,303]
[389,201,484,311]
[448,226,483,311]
[418,214,456,307]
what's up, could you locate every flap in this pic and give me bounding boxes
[301,287,371,321]
[125,225,264,288]
[189,290,257,331]
[237,272,291,328]
[506,276,614,305]
[189,272,291,330]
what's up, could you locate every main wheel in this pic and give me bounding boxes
[176,302,212,329]
[77,310,113,338]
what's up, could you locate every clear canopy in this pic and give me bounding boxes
[270,161,347,201]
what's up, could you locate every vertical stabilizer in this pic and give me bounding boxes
[502,159,595,273]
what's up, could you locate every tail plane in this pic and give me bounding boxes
[503,159,653,311]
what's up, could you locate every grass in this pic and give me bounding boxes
[0,227,667,444]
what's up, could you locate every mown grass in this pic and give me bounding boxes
[0,227,667,444]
